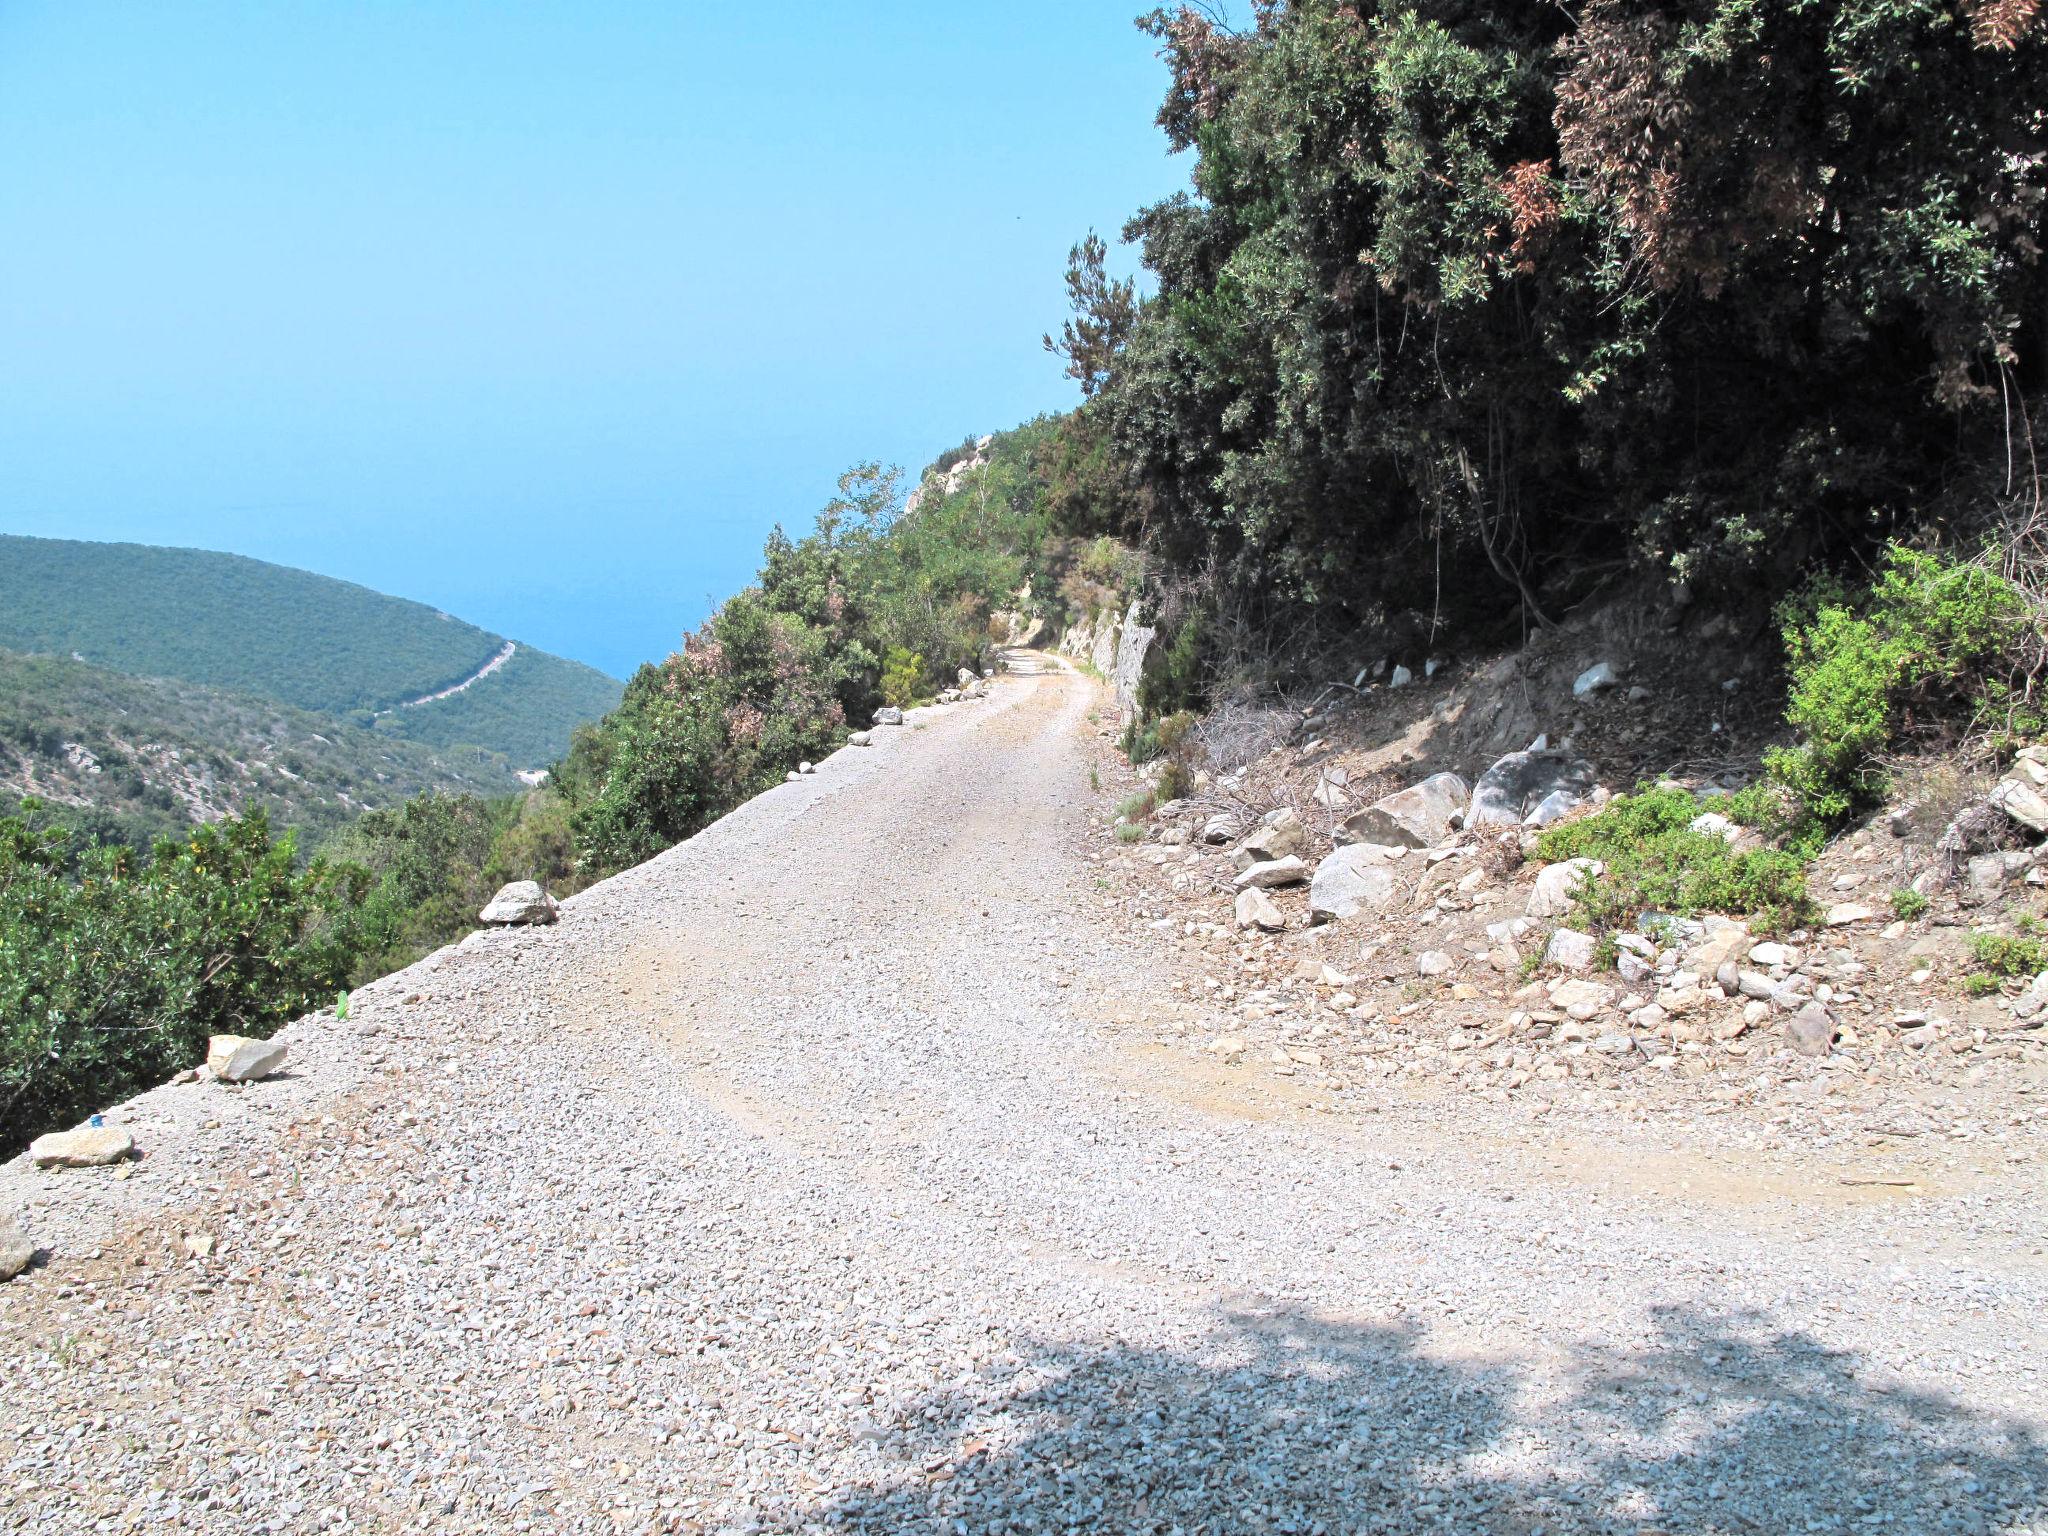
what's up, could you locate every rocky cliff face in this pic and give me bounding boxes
[1057,600,1154,723]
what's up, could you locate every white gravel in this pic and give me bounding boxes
[2,665,2044,1534]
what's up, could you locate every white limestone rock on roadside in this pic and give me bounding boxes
[479,881,559,927]
[1468,749,1599,829]
[1545,928,1599,972]
[1528,858,1603,919]
[874,706,905,727]
[29,1124,135,1169]
[1234,856,1308,890]
[1240,806,1304,859]
[1339,772,1468,849]
[848,730,874,747]
[0,1221,34,1281]
[1788,1001,1835,1057]
[207,1034,288,1084]
[1990,747,2048,832]
[1309,844,1403,923]
[1234,887,1286,932]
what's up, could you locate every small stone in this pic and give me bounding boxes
[874,705,905,726]
[1825,902,1877,927]
[1417,951,1455,977]
[1234,888,1286,932]
[1550,978,1615,1018]
[479,881,559,926]
[1788,1002,1835,1057]
[798,761,816,775]
[847,730,874,747]
[1234,856,1308,890]
[30,1125,135,1169]
[207,1035,288,1084]
[1528,858,1602,919]
[0,1222,34,1280]
[1546,929,1598,971]
[1309,845,1403,924]
[1572,661,1621,697]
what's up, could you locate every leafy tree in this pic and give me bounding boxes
[1082,1,2048,661]
[1,805,363,1150]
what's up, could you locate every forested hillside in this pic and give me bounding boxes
[1050,0,2048,665]
[0,647,526,850]
[0,535,620,763]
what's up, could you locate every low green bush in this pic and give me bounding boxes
[1966,930,2048,988]
[1535,785,1816,935]
[1891,888,1931,921]
[1768,546,2038,821]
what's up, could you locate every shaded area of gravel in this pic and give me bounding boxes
[1,661,2043,1535]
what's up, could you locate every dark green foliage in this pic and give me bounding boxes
[1891,888,1932,922]
[0,535,621,763]
[0,804,363,1151]
[1768,547,2040,819]
[1535,785,1816,934]
[1080,2,2048,652]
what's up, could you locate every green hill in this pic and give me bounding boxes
[0,534,621,764]
[0,647,527,851]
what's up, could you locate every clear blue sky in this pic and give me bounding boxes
[0,3,1198,679]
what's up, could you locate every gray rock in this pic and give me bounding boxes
[1468,750,1599,829]
[848,730,874,747]
[1308,845,1403,923]
[874,706,904,727]
[29,1125,134,1169]
[1991,751,2048,832]
[0,1222,33,1280]
[1235,809,1304,867]
[1528,857,1602,919]
[1572,661,1621,697]
[1234,887,1286,932]
[1551,978,1614,1017]
[1389,664,1413,688]
[207,1034,287,1083]
[1200,813,1240,846]
[1546,928,1598,971]
[1234,856,1308,890]
[1340,772,1468,849]
[1416,950,1455,977]
[479,881,559,927]
[1787,1002,1835,1057]
[2012,971,2048,1022]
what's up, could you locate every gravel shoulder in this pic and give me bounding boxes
[3,659,2044,1535]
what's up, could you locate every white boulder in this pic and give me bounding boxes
[479,881,559,927]
[207,1035,288,1083]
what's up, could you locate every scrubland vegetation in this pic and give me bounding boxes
[7,0,2047,1149]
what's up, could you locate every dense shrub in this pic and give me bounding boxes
[1535,785,1816,934]
[1056,2,2047,655]
[1768,547,2040,819]
[0,804,363,1151]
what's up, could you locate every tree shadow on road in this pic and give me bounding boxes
[804,1301,2042,1534]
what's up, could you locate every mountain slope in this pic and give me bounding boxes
[0,647,527,848]
[0,535,621,763]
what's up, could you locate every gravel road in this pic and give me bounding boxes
[3,661,2044,1535]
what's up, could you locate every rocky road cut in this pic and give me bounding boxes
[3,661,2045,1535]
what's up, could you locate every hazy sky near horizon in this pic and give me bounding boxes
[0,3,1201,679]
